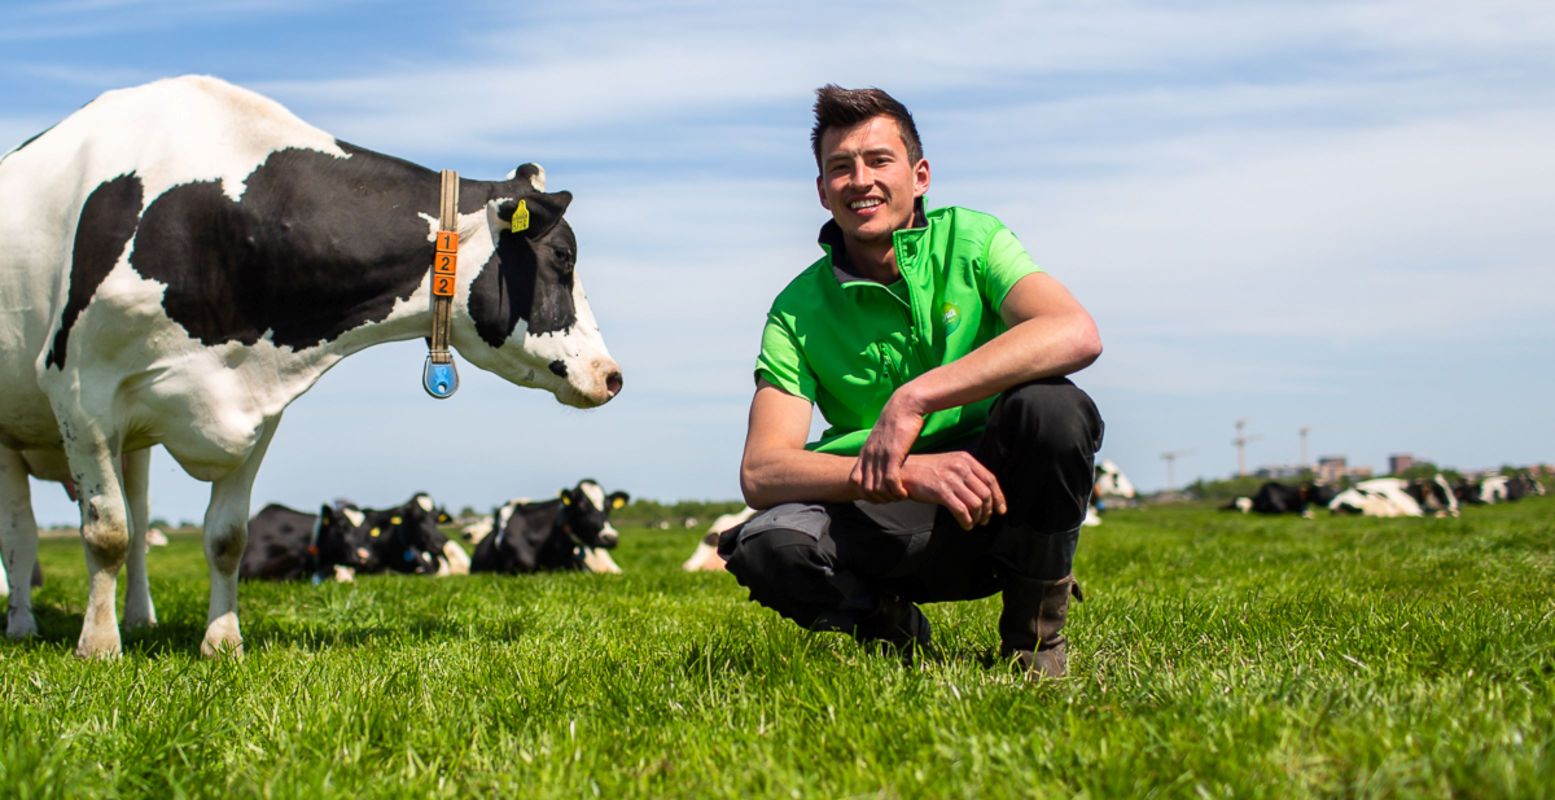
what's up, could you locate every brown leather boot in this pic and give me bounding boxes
[997,575,1082,680]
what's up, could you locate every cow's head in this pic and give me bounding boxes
[314,503,382,577]
[457,164,623,409]
[1094,459,1136,499]
[557,479,628,550]
[362,494,453,575]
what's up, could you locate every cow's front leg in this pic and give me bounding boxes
[0,447,41,639]
[122,448,156,630]
[200,418,278,658]
[61,431,132,658]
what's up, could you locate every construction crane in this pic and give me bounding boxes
[1299,425,1312,469]
[1233,418,1263,477]
[1160,449,1194,492]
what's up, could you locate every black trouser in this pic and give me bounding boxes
[721,378,1104,634]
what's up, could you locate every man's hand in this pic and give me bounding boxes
[849,394,926,502]
[901,452,1007,530]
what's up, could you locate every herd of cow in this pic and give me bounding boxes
[1084,459,1548,521]
[1225,471,1548,519]
[240,480,630,583]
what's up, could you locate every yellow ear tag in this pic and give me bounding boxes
[370,527,381,538]
[510,199,530,233]
[561,493,571,506]
[390,516,402,525]
[611,498,625,510]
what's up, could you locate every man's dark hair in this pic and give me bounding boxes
[810,84,923,170]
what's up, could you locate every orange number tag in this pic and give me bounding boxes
[436,231,459,252]
[434,252,457,275]
[432,275,456,297]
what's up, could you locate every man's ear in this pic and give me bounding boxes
[913,158,931,198]
[816,175,830,211]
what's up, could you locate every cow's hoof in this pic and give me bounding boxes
[7,614,38,639]
[123,600,158,630]
[123,611,158,630]
[201,614,244,658]
[75,629,123,659]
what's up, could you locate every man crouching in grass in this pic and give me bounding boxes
[719,85,1104,679]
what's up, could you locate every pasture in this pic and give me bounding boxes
[3,500,1552,798]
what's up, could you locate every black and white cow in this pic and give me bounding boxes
[1329,478,1424,517]
[471,481,628,574]
[1402,475,1459,518]
[1082,459,1135,527]
[1230,481,1338,517]
[0,76,620,657]
[241,502,374,583]
[241,493,467,582]
[682,506,757,572]
[355,493,468,577]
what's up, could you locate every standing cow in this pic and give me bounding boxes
[0,76,620,657]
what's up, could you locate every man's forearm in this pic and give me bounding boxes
[894,312,1100,418]
[740,447,861,509]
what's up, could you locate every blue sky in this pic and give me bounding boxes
[4,0,1553,526]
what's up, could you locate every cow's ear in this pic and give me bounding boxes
[513,162,546,191]
[608,492,629,510]
[496,191,572,239]
[559,488,572,506]
[319,505,334,524]
[438,510,452,524]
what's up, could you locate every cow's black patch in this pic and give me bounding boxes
[548,360,568,377]
[47,174,144,369]
[128,143,484,349]
[467,192,579,347]
[122,139,578,352]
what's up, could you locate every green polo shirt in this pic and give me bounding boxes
[756,204,1041,455]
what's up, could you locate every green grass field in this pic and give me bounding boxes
[3,499,1552,798]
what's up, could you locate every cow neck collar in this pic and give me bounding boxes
[422,168,461,399]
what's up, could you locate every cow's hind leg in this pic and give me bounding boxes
[122,448,156,630]
[0,447,41,638]
[60,428,133,658]
[200,418,278,658]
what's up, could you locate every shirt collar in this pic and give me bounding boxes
[818,197,929,281]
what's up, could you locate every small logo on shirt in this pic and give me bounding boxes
[940,302,961,335]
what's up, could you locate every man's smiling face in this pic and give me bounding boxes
[816,115,930,250]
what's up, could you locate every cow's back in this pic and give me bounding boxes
[0,76,343,452]
[240,503,318,581]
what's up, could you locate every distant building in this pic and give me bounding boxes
[1350,466,1374,480]
[1388,454,1415,475]
[1316,456,1347,484]
[1255,464,1304,480]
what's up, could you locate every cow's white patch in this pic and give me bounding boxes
[342,507,366,528]
[461,515,494,544]
[579,481,606,512]
[581,547,621,574]
[414,493,434,513]
[1095,459,1136,499]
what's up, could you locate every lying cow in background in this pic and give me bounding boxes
[1402,474,1459,518]
[1329,478,1424,517]
[1228,481,1337,517]
[1464,472,1547,505]
[471,481,627,574]
[0,75,621,656]
[1083,459,1135,527]
[242,502,373,582]
[682,506,757,572]
[242,493,468,581]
